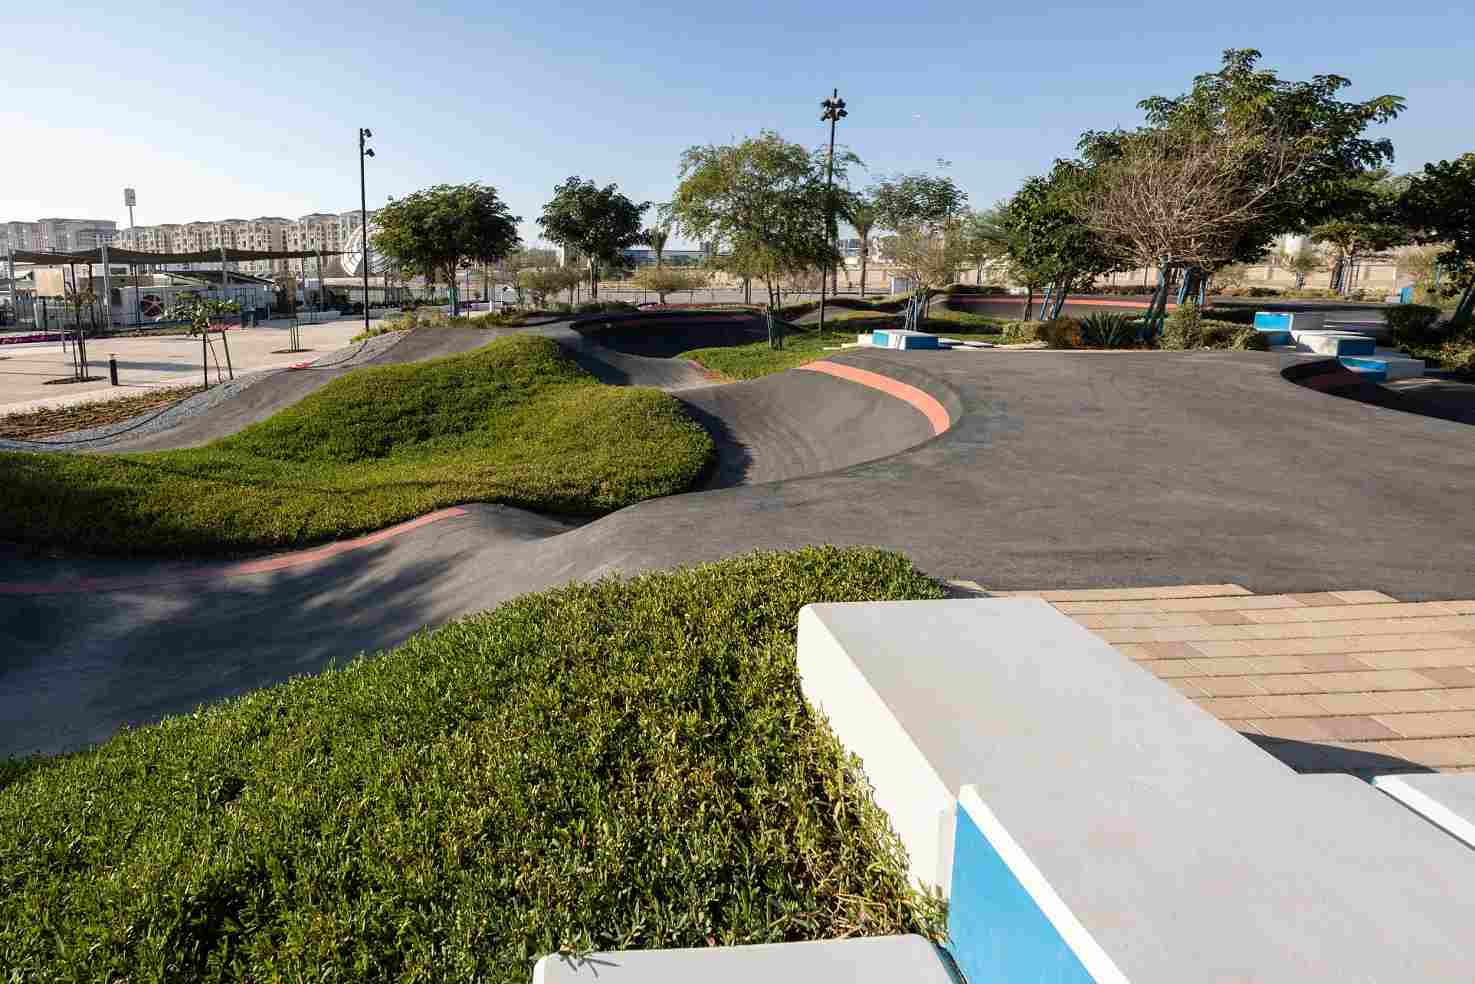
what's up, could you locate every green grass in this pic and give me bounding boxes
[0,335,713,555]
[681,330,836,379]
[0,547,947,981]
[680,321,1004,381]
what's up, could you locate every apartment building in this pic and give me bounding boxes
[103,209,373,278]
[285,213,346,274]
[1,218,116,253]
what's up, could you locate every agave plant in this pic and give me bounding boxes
[1079,311,1140,349]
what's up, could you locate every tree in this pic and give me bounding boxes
[840,191,879,297]
[537,177,648,298]
[1071,48,1404,325]
[1004,164,1117,320]
[631,265,707,304]
[869,172,968,233]
[959,207,1011,285]
[1124,48,1405,250]
[517,266,583,307]
[1277,243,1325,288]
[1309,169,1409,295]
[880,220,969,293]
[372,183,522,317]
[668,131,855,309]
[1399,152,1475,325]
[642,222,671,267]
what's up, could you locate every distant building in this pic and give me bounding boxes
[107,210,375,279]
[1,218,116,254]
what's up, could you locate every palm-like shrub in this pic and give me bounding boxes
[1079,312,1140,348]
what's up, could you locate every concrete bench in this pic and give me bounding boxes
[1338,352,1426,380]
[797,598,1475,983]
[1255,310,1326,335]
[1295,330,1377,356]
[533,935,957,983]
[871,329,941,350]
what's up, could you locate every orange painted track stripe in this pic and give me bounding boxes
[0,506,470,596]
[800,360,951,435]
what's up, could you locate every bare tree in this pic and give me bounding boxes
[1067,127,1313,327]
[881,221,969,293]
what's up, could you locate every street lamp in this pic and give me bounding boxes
[359,127,374,336]
[818,89,847,340]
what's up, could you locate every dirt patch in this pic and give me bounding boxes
[1,384,206,439]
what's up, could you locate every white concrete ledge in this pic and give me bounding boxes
[798,598,1475,983]
[1374,773,1475,850]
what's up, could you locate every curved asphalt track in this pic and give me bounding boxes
[4,321,1475,757]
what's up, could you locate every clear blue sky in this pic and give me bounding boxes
[2,1,1469,247]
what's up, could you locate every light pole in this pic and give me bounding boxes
[818,89,847,341]
[124,187,141,326]
[358,127,374,336]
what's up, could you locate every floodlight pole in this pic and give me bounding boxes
[7,248,17,327]
[126,191,142,327]
[359,127,374,336]
[818,89,847,343]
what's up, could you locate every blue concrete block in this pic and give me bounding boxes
[1339,356,1388,382]
[948,798,1095,984]
[872,330,890,347]
[1253,311,1292,330]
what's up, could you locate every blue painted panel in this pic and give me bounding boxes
[900,334,941,350]
[872,330,891,347]
[948,803,1096,984]
[1254,311,1292,330]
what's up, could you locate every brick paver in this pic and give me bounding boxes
[997,583,1475,773]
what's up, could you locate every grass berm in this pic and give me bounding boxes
[0,547,947,981]
[0,334,713,555]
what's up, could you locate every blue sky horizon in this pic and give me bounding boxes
[3,1,1469,248]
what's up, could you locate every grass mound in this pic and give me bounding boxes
[0,547,946,981]
[0,335,713,555]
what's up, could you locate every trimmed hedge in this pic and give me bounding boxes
[0,547,947,981]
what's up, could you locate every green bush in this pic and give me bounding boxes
[1000,320,1039,344]
[1199,306,1257,326]
[1159,301,1204,350]
[999,318,1078,346]
[0,336,713,555]
[1386,304,1445,347]
[1232,326,1271,351]
[0,547,946,981]
[1078,312,1140,349]
[1437,337,1475,377]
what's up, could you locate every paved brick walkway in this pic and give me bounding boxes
[978,584,1475,775]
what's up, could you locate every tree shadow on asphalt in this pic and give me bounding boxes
[0,538,462,760]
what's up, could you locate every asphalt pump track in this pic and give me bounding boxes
[4,314,1475,757]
